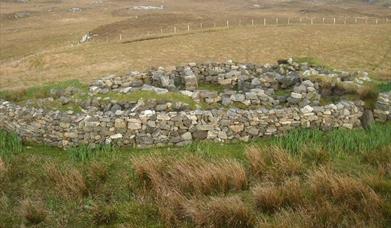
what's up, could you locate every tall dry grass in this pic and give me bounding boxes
[184,196,256,228]
[246,146,304,182]
[19,199,48,225]
[131,155,247,195]
[308,167,383,221]
[44,163,88,199]
[131,155,249,225]
[0,158,6,173]
[252,178,304,213]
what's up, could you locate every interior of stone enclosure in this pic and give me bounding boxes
[2,58,379,114]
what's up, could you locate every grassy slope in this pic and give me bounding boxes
[1,123,390,227]
[1,24,391,90]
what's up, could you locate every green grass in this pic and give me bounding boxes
[1,122,391,226]
[101,90,198,109]
[0,80,88,102]
[274,89,291,97]
[68,144,117,163]
[0,129,22,158]
[198,82,227,93]
[293,56,333,70]
[378,82,391,93]
[273,123,391,157]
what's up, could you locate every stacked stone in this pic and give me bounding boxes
[288,80,321,106]
[374,92,391,122]
[0,99,364,149]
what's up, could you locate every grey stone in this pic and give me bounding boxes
[360,109,375,130]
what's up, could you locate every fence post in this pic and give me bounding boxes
[187,24,190,32]
[200,23,203,29]
[160,28,163,34]
[276,17,279,25]
[376,18,378,24]
[355,18,357,24]
[264,18,266,26]
[119,34,122,41]
[252,19,254,26]
[333,17,336,24]
[322,17,325,24]
[227,20,229,28]
[300,17,302,23]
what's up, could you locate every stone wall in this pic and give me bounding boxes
[0,99,363,148]
[374,92,391,122]
[1,59,390,149]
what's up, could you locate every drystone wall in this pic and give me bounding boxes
[0,59,390,149]
[374,92,391,122]
[0,99,363,148]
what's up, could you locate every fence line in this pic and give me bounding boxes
[115,16,390,43]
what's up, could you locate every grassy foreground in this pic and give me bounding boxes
[1,123,391,227]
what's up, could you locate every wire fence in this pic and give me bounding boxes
[112,16,390,43]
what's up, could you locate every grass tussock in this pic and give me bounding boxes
[91,203,118,225]
[308,168,383,220]
[1,123,390,226]
[0,158,6,173]
[301,145,331,166]
[85,161,110,195]
[271,201,375,228]
[0,130,22,157]
[132,155,247,195]
[44,163,88,199]
[184,196,256,228]
[246,146,304,181]
[362,145,391,171]
[131,155,248,225]
[19,199,48,225]
[252,178,304,213]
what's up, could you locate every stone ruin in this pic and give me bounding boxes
[0,58,390,148]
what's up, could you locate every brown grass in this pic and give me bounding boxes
[19,198,48,225]
[131,155,247,195]
[154,188,189,226]
[91,202,118,225]
[44,163,88,199]
[362,145,391,172]
[184,196,256,228]
[85,161,109,192]
[301,145,331,166]
[252,178,305,213]
[246,146,304,182]
[0,158,6,173]
[131,155,249,225]
[308,167,383,219]
[1,24,391,90]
